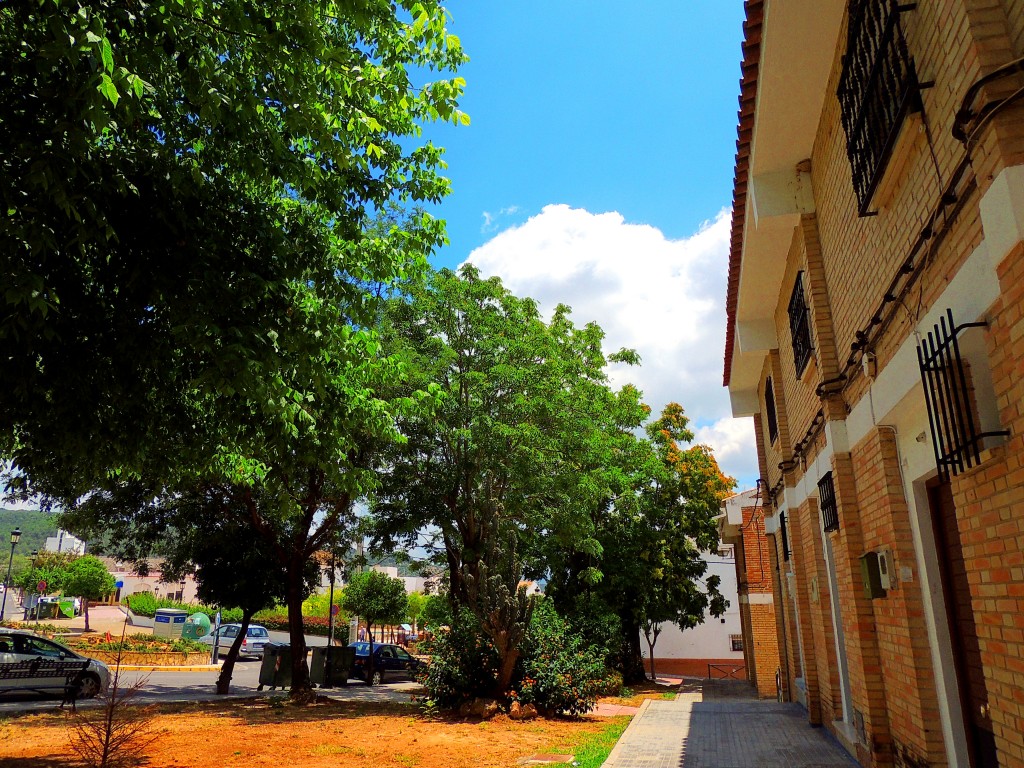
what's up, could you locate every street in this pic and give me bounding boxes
[0,657,421,713]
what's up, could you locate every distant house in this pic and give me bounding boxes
[43,529,86,555]
[639,547,744,680]
[95,558,199,606]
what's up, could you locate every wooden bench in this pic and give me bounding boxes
[0,659,92,706]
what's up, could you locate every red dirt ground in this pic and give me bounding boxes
[0,698,628,768]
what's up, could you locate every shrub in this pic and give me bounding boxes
[66,633,207,654]
[302,592,346,619]
[418,607,501,710]
[514,599,607,717]
[251,611,348,642]
[123,592,242,623]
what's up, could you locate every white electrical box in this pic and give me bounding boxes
[878,547,896,590]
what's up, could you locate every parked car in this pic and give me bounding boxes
[0,628,110,699]
[197,624,270,659]
[348,642,424,686]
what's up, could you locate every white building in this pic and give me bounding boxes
[44,529,86,555]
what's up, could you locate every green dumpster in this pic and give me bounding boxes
[258,643,293,691]
[310,645,355,688]
[182,613,211,641]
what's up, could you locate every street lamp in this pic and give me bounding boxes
[1,528,21,621]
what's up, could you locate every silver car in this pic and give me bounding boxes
[0,628,110,699]
[197,624,270,659]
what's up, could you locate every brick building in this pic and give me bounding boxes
[723,2,1024,767]
[719,487,784,699]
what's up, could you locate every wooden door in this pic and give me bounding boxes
[927,481,999,768]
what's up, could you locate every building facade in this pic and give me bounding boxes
[724,2,1024,767]
[719,488,784,699]
[641,548,745,679]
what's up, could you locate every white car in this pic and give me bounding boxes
[196,624,270,659]
[0,628,110,699]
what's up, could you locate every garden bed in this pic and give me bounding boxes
[76,649,212,666]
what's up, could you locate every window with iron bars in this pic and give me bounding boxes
[765,377,779,444]
[788,273,813,377]
[837,0,921,216]
[818,472,839,533]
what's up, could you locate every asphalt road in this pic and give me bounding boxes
[0,653,421,714]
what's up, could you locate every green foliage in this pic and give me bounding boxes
[373,265,648,693]
[1,1,467,497]
[341,571,407,630]
[12,551,78,593]
[302,592,346,620]
[515,599,606,716]
[419,600,607,717]
[62,556,116,601]
[552,719,631,768]
[67,634,206,654]
[418,608,502,710]
[123,592,243,624]
[405,592,428,627]
[546,403,736,682]
[252,612,346,641]
[419,594,451,630]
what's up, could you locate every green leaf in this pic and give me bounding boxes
[100,37,113,73]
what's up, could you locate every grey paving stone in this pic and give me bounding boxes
[602,683,857,768]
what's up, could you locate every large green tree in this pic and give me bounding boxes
[0,0,465,496]
[1,1,465,701]
[371,265,648,695]
[545,403,735,683]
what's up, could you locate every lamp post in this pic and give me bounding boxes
[1,528,21,621]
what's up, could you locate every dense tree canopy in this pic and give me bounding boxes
[545,403,736,682]
[371,264,649,693]
[0,0,467,498]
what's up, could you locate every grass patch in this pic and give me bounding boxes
[547,717,631,768]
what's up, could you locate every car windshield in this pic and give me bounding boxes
[247,627,268,638]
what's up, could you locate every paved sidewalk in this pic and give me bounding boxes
[603,679,857,768]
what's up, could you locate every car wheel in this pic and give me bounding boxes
[76,673,101,699]
[368,669,384,686]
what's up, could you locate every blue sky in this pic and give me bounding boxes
[419,3,759,490]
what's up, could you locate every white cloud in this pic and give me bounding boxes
[464,204,758,488]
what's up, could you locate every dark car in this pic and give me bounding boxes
[348,642,423,686]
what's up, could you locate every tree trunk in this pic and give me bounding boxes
[285,561,313,702]
[621,617,646,684]
[216,609,252,695]
[494,646,519,696]
[83,598,90,632]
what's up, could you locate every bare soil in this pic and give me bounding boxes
[599,680,680,708]
[0,697,628,768]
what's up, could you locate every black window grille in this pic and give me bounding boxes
[765,377,779,444]
[916,308,1009,481]
[780,511,791,562]
[838,0,921,216]
[788,273,813,376]
[818,472,839,532]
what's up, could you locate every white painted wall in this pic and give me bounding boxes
[640,552,744,660]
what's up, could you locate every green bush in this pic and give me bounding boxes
[418,607,501,710]
[419,599,607,716]
[123,592,242,623]
[252,611,348,642]
[66,633,207,654]
[302,592,346,619]
[516,599,606,716]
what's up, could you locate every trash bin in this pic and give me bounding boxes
[310,645,355,688]
[258,643,293,691]
[35,600,59,620]
[153,608,188,638]
[182,613,211,641]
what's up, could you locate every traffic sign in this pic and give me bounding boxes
[331,604,340,617]
[37,580,47,592]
